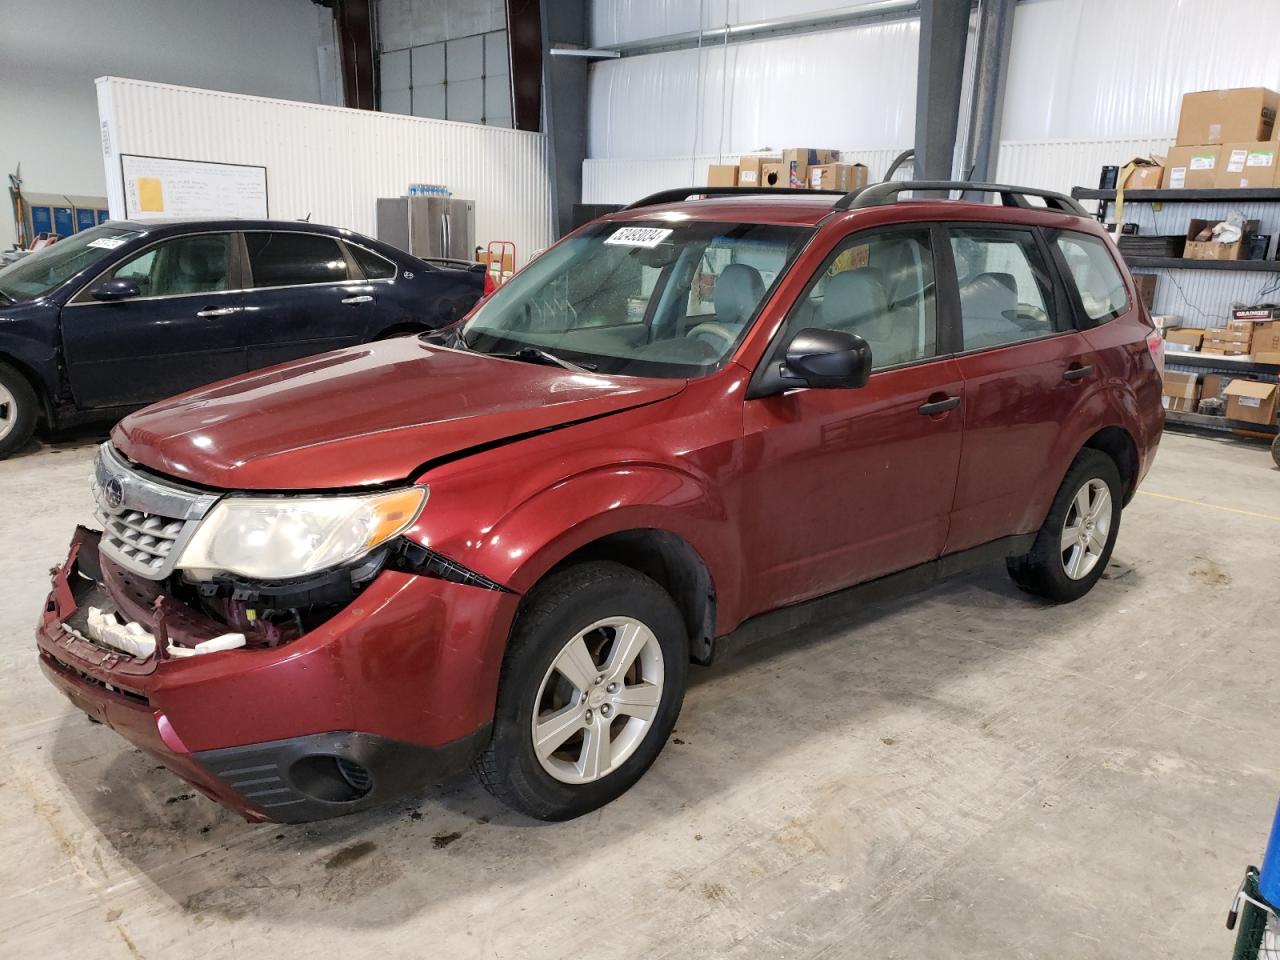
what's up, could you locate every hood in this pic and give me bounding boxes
[112,338,685,490]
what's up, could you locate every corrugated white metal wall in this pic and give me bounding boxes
[96,77,554,265]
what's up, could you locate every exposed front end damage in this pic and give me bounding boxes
[37,519,520,823]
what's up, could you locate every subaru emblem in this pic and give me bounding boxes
[104,476,125,511]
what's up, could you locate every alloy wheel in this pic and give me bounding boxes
[1060,477,1111,580]
[0,382,15,443]
[532,616,665,785]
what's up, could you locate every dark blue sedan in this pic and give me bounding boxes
[0,219,484,457]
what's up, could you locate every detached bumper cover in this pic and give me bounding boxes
[36,528,518,822]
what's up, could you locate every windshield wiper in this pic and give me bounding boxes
[499,346,596,372]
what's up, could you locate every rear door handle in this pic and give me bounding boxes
[341,295,374,305]
[918,395,961,416]
[196,306,240,318]
[1063,364,1094,382]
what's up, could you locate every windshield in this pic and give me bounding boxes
[462,220,811,378]
[0,225,144,303]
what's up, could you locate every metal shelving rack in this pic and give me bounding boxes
[1070,186,1280,440]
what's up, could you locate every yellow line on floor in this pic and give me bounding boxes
[1138,489,1280,523]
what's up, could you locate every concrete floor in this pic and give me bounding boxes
[1,429,1277,958]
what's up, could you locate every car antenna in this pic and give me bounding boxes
[299,212,312,222]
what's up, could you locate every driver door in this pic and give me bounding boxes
[60,232,247,408]
[738,226,966,613]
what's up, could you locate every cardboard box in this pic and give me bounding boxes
[773,148,837,189]
[1249,320,1280,364]
[1223,378,1279,425]
[809,163,868,192]
[1183,217,1258,261]
[1214,141,1280,188]
[1122,161,1165,190]
[761,161,787,188]
[1209,326,1254,345]
[1164,146,1222,189]
[1202,373,1230,401]
[1161,370,1200,412]
[1164,327,1204,349]
[737,155,778,188]
[707,164,738,187]
[1176,87,1279,146]
[1133,273,1157,311]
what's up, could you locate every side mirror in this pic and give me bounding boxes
[90,278,142,302]
[781,327,872,389]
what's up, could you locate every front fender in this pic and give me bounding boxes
[463,463,743,632]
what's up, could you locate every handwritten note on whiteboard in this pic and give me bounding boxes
[120,154,268,220]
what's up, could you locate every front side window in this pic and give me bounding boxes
[950,227,1057,350]
[780,228,937,369]
[462,220,811,378]
[109,233,232,298]
[246,232,351,288]
[0,225,143,302]
[1054,231,1129,323]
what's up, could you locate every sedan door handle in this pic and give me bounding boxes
[1063,364,1094,382]
[341,295,374,305]
[196,306,240,318]
[918,395,961,416]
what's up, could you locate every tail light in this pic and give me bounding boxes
[1146,329,1165,375]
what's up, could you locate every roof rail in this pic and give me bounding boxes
[625,186,846,210]
[833,180,1089,216]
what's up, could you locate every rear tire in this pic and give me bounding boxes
[474,562,688,821]
[0,362,37,460]
[1006,449,1122,603]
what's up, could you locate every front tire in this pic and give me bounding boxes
[475,562,688,820]
[0,362,37,459]
[1006,449,1122,603]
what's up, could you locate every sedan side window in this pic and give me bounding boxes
[109,234,232,297]
[246,232,352,288]
[949,228,1056,350]
[784,229,937,370]
[348,243,397,281]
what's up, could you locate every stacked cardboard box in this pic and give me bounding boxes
[1166,88,1280,189]
[1161,370,1201,412]
[707,164,738,187]
[1232,308,1280,364]
[736,148,841,190]
[1202,326,1253,355]
[1183,217,1259,261]
[809,163,868,192]
[1223,379,1280,425]
[1163,327,1205,353]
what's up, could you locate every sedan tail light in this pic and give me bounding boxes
[1146,329,1165,375]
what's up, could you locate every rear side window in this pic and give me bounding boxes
[246,232,351,288]
[348,243,397,281]
[1055,232,1129,323]
[949,227,1057,351]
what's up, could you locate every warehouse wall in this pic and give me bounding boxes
[96,78,554,267]
[0,0,339,251]
[586,0,1280,159]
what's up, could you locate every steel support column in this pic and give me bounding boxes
[914,0,970,182]
[964,0,1015,182]
[540,0,591,239]
[333,0,375,110]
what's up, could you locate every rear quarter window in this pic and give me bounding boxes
[1055,232,1129,324]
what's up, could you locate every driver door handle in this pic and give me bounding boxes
[1063,364,1094,381]
[196,306,240,318]
[918,395,961,416]
[341,295,374,305]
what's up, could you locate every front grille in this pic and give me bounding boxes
[102,510,185,574]
[92,443,221,580]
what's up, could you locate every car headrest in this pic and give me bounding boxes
[820,269,888,331]
[960,271,1017,320]
[713,263,765,327]
[177,245,216,281]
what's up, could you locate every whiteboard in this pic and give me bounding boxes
[120,154,268,220]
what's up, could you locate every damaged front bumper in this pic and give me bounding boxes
[36,527,518,823]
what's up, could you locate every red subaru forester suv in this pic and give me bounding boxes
[36,182,1163,823]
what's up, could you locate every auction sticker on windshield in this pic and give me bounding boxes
[604,226,674,248]
[87,238,129,250]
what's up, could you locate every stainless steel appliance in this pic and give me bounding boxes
[376,196,476,261]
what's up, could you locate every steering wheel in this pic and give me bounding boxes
[685,321,740,353]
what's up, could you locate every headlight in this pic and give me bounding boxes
[177,486,428,580]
